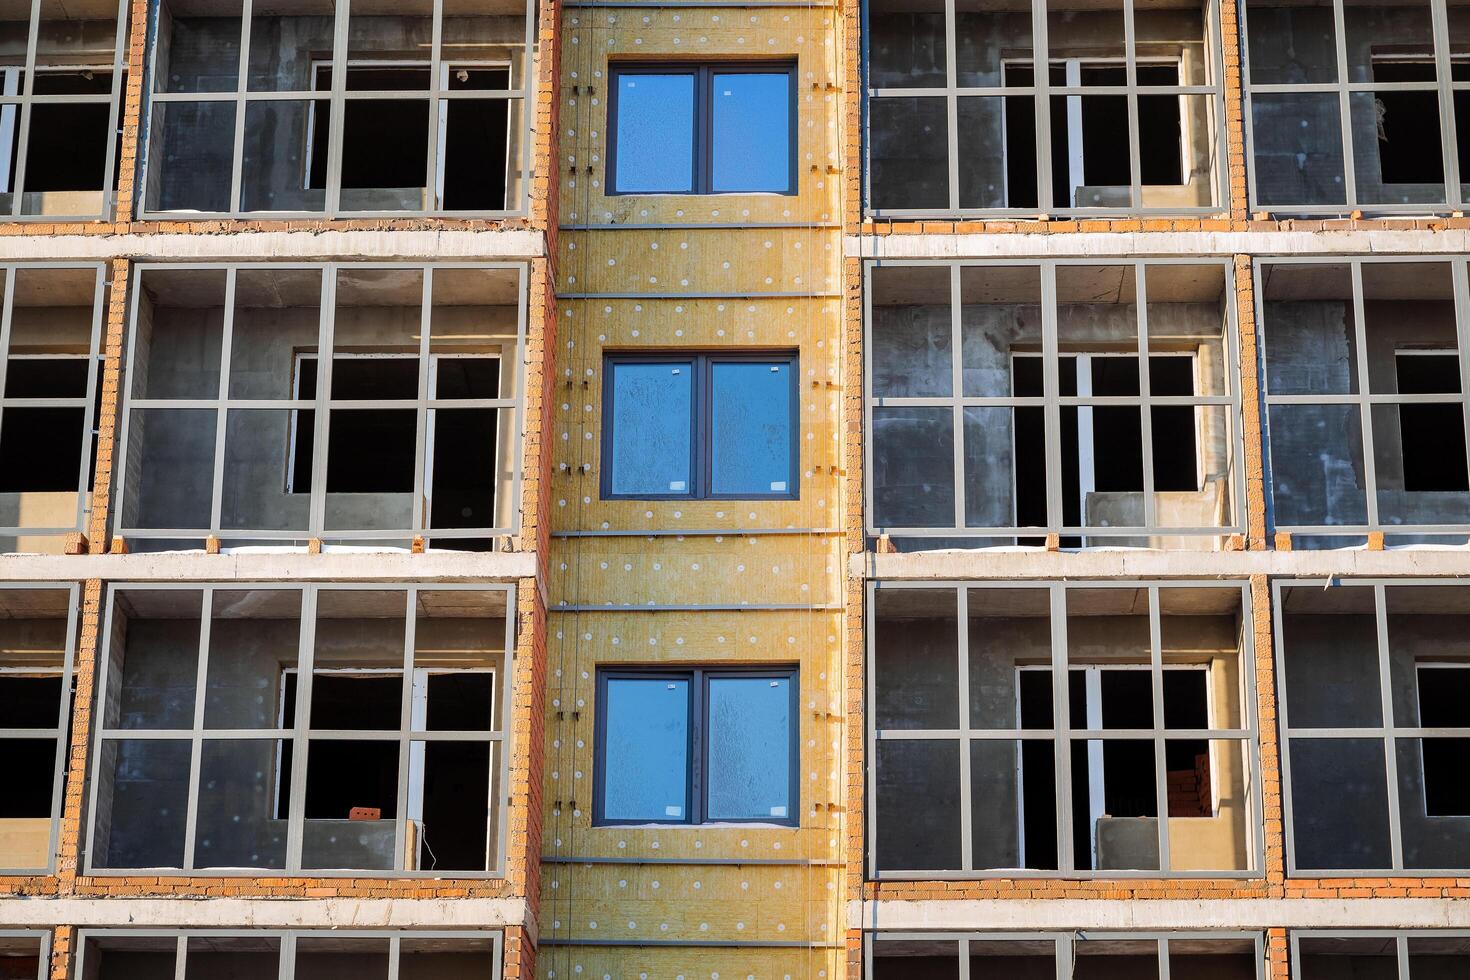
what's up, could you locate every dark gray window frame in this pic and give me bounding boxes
[75,929,503,980]
[606,61,799,196]
[0,263,107,547]
[82,581,517,878]
[1256,256,1470,543]
[1242,0,1469,216]
[592,665,800,827]
[599,350,800,501]
[862,258,1246,545]
[1290,929,1470,976]
[866,579,1263,880]
[861,0,1229,218]
[0,583,79,875]
[112,261,528,547]
[1274,577,1470,876]
[137,0,535,219]
[867,930,1266,979]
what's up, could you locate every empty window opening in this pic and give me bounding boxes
[1396,352,1469,492]
[1002,61,1185,209]
[0,671,63,821]
[427,355,500,534]
[1013,352,1200,539]
[306,63,510,210]
[0,355,95,495]
[1371,58,1445,186]
[19,70,113,199]
[1417,664,1470,817]
[1018,665,1211,871]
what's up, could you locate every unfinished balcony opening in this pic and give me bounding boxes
[0,0,125,218]
[117,264,524,551]
[869,583,1257,879]
[79,932,502,980]
[866,0,1222,215]
[0,586,75,873]
[0,935,45,980]
[869,933,1263,979]
[1260,259,1470,548]
[1295,933,1470,980]
[1278,582,1470,874]
[867,261,1240,551]
[1245,0,1470,213]
[0,266,105,554]
[87,584,513,876]
[143,0,531,217]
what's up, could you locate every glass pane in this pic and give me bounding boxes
[868,0,946,89]
[241,99,328,212]
[1267,404,1368,527]
[871,407,955,528]
[1246,0,1337,84]
[601,676,689,821]
[193,738,289,868]
[607,360,693,496]
[1250,93,1346,207]
[705,675,792,821]
[156,0,243,93]
[612,72,694,193]
[148,101,237,212]
[1289,736,1393,870]
[1280,583,1381,728]
[709,360,793,496]
[869,96,949,209]
[711,71,790,192]
[97,738,192,867]
[875,738,962,871]
[871,265,952,399]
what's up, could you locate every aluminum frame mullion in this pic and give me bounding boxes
[1042,265,1063,532]
[1123,0,1142,210]
[1350,261,1381,529]
[229,0,253,214]
[393,588,415,871]
[950,265,965,530]
[325,5,350,217]
[1148,585,1169,873]
[865,576,878,879]
[1331,0,1357,208]
[0,270,14,475]
[74,267,107,532]
[1137,263,1156,529]
[1050,584,1074,872]
[180,587,214,871]
[7,0,39,218]
[308,269,335,536]
[945,0,959,211]
[426,0,444,210]
[1454,260,1470,503]
[209,270,236,534]
[1373,583,1405,871]
[285,586,317,870]
[1033,0,1053,213]
[412,271,433,535]
[955,586,973,871]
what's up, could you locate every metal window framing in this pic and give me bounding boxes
[591,665,801,828]
[137,0,535,219]
[74,929,503,980]
[0,930,51,980]
[605,62,799,196]
[866,930,1266,980]
[82,581,517,878]
[599,350,800,501]
[1255,255,1470,542]
[1274,577,1470,877]
[1289,929,1470,977]
[861,0,1229,218]
[865,580,1263,881]
[1241,0,1466,216]
[0,583,79,875]
[0,0,128,221]
[0,263,107,544]
[112,262,528,547]
[862,258,1247,544]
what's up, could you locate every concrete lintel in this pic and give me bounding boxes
[0,897,529,929]
[847,230,1470,259]
[0,550,539,583]
[851,898,1470,931]
[852,548,1470,581]
[0,230,545,262]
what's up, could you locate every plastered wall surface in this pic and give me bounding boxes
[542,2,848,977]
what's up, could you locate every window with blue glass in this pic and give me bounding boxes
[602,352,798,499]
[594,667,798,826]
[608,63,796,194]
